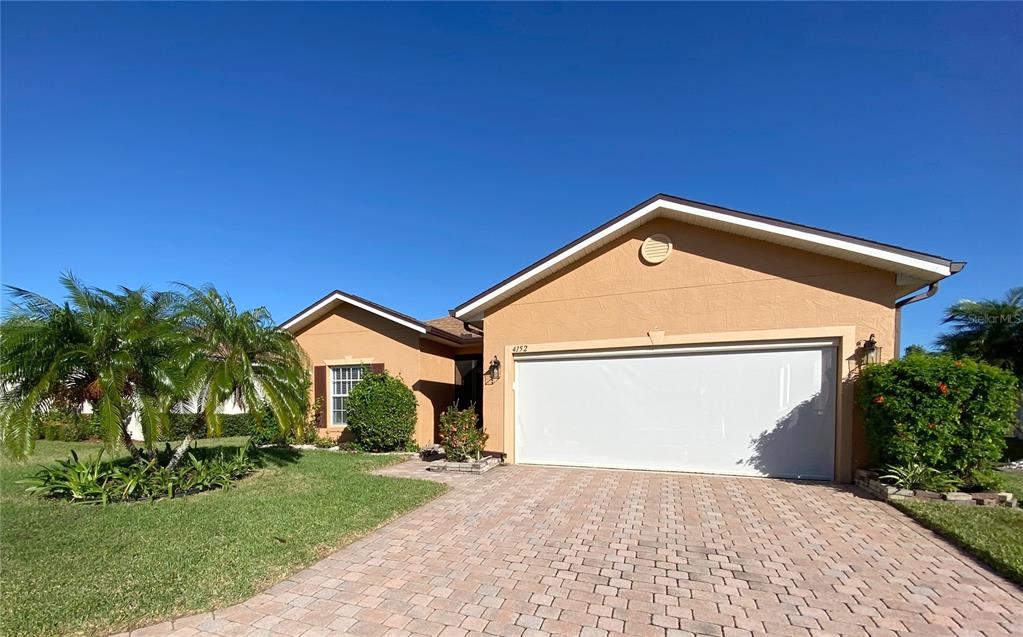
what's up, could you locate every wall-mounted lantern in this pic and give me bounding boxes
[486,355,501,381]
[862,334,882,365]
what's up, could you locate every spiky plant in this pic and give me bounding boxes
[166,284,309,469]
[0,274,183,460]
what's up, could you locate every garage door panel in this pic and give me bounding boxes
[514,346,836,479]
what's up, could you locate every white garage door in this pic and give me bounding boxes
[514,341,837,479]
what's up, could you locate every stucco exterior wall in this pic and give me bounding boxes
[417,340,458,444]
[292,304,456,446]
[481,217,901,476]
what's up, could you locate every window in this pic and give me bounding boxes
[330,365,364,425]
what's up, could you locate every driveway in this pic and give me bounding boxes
[129,460,1022,637]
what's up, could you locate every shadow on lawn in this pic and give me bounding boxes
[250,446,302,468]
[143,440,301,469]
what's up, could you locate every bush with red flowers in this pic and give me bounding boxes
[858,352,1017,487]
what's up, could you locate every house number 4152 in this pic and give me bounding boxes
[512,345,528,353]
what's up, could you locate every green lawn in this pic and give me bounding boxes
[1,438,447,637]
[893,469,1023,586]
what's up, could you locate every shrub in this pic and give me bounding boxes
[312,435,336,449]
[161,412,272,441]
[438,403,487,462]
[345,370,417,452]
[35,407,102,442]
[858,353,1018,486]
[19,446,255,504]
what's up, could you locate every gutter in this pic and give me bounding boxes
[895,282,940,309]
[893,261,965,309]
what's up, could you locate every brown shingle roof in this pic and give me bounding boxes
[426,316,482,340]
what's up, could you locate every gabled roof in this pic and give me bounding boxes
[280,290,472,344]
[451,193,965,320]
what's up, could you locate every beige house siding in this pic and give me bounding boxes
[481,217,902,478]
[417,340,458,444]
[292,304,456,446]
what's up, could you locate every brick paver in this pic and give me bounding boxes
[121,459,1023,637]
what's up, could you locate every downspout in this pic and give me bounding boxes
[892,282,939,358]
[894,282,940,309]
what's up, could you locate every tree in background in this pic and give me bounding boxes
[937,286,1023,378]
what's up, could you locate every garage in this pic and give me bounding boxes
[514,340,838,479]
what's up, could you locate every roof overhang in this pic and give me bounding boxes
[281,290,474,345]
[452,194,963,320]
[281,290,428,335]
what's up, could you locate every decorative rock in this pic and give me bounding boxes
[943,492,973,503]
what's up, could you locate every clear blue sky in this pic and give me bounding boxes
[2,2,1021,350]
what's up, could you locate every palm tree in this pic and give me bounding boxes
[937,286,1023,378]
[165,284,309,469]
[0,275,183,460]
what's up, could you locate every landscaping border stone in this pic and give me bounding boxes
[854,469,1017,507]
[426,455,501,474]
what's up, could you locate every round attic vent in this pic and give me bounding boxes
[640,234,672,264]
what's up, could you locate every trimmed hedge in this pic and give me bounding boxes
[161,413,267,441]
[858,353,1018,486]
[345,371,417,452]
[36,411,277,443]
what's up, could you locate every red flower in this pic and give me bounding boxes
[937,382,949,395]
[873,395,885,404]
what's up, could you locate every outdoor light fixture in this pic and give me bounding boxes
[487,355,501,381]
[862,334,881,365]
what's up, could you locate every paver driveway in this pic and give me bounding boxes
[129,460,1023,637]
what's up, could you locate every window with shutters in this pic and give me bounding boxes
[330,365,364,425]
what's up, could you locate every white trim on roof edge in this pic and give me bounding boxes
[281,292,427,334]
[453,197,953,319]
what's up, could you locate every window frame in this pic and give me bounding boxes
[329,365,365,426]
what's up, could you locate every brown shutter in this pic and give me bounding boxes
[313,365,327,427]
[370,362,385,374]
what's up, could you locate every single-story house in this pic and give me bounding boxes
[284,194,963,482]
[280,292,483,445]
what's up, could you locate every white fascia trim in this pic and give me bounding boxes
[281,293,427,334]
[453,198,952,319]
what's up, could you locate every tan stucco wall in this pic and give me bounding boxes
[481,217,901,478]
[417,340,458,444]
[292,304,458,446]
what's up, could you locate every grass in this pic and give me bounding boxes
[893,469,1023,586]
[1,438,447,637]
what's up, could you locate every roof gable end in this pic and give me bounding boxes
[280,290,428,335]
[451,194,963,320]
